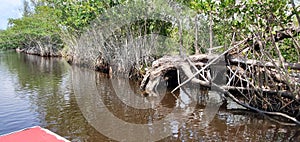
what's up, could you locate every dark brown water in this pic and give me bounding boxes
[0,51,299,141]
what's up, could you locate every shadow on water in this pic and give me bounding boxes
[0,51,299,141]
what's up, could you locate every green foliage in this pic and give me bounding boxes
[0,4,61,50]
[280,38,299,62]
[45,0,128,35]
[186,0,292,44]
[180,0,299,61]
[0,0,299,62]
[0,30,22,49]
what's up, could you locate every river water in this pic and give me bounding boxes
[0,51,299,141]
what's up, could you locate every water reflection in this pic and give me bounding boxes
[0,51,299,141]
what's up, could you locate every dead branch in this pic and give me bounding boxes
[140,54,217,93]
[221,84,300,125]
[171,39,248,93]
[229,57,300,70]
[180,62,210,86]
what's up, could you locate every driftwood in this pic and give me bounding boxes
[139,25,300,124]
[140,53,300,123]
[141,54,300,93]
[140,54,216,95]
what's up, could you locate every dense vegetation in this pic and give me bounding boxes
[0,1,61,52]
[0,0,300,123]
[0,0,299,61]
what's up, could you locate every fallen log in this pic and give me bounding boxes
[140,55,216,93]
[140,53,300,123]
[229,57,300,70]
[141,54,300,94]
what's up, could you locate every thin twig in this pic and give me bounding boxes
[171,38,248,93]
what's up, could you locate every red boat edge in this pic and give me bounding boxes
[0,126,70,142]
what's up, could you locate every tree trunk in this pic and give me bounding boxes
[209,11,213,54]
[194,15,200,54]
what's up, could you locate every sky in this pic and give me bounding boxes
[0,0,22,30]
